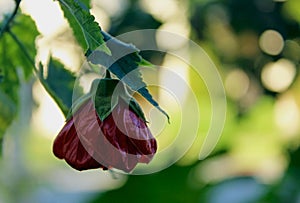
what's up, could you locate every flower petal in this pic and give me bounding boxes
[53,98,157,172]
[53,101,104,171]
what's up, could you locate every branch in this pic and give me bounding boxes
[0,0,22,39]
[7,29,37,71]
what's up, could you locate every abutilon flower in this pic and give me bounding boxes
[53,78,157,172]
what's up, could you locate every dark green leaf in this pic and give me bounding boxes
[88,32,169,121]
[80,0,91,9]
[92,79,120,121]
[58,0,110,55]
[94,96,118,121]
[40,57,77,117]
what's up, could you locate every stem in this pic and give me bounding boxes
[0,0,22,39]
[8,30,69,117]
[105,69,111,78]
[7,29,37,72]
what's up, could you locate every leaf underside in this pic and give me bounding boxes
[57,0,169,120]
[88,32,169,121]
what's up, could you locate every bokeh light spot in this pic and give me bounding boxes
[259,30,284,55]
[225,69,250,100]
[261,59,296,92]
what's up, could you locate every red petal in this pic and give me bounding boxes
[53,98,157,172]
[53,101,104,171]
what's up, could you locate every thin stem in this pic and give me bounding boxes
[105,69,111,78]
[0,0,22,39]
[7,29,37,72]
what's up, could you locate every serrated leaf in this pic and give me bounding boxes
[40,57,77,117]
[58,0,110,55]
[80,0,91,9]
[88,32,169,121]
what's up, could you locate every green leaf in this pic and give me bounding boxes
[137,57,156,68]
[94,96,118,121]
[0,13,38,148]
[88,32,169,121]
[92,78,120,121]
[8,13,39,79]
[0,35,19,104]
[80,0,91,9]
[58,0,110,55]
[39,57,77,117]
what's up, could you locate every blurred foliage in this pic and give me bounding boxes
[108,1,161,36]
[190,0,300,103]
[0,13,38,142]
[90,163,204,203]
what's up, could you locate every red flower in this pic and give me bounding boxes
[53,79,157,172]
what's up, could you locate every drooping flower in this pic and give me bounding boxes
[53,78,157,172]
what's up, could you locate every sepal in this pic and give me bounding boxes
[92,78,147,122]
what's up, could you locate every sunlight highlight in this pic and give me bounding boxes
[90,3,111,31]
[261,59,296,92]
[156,21,190,50]
[31,81,65,138]
[0,0,15,22]
[92,0,128,18]
[21,0,68,35]
[159,55,190,108]
[275,94,300,137]
[140,0,179,22]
